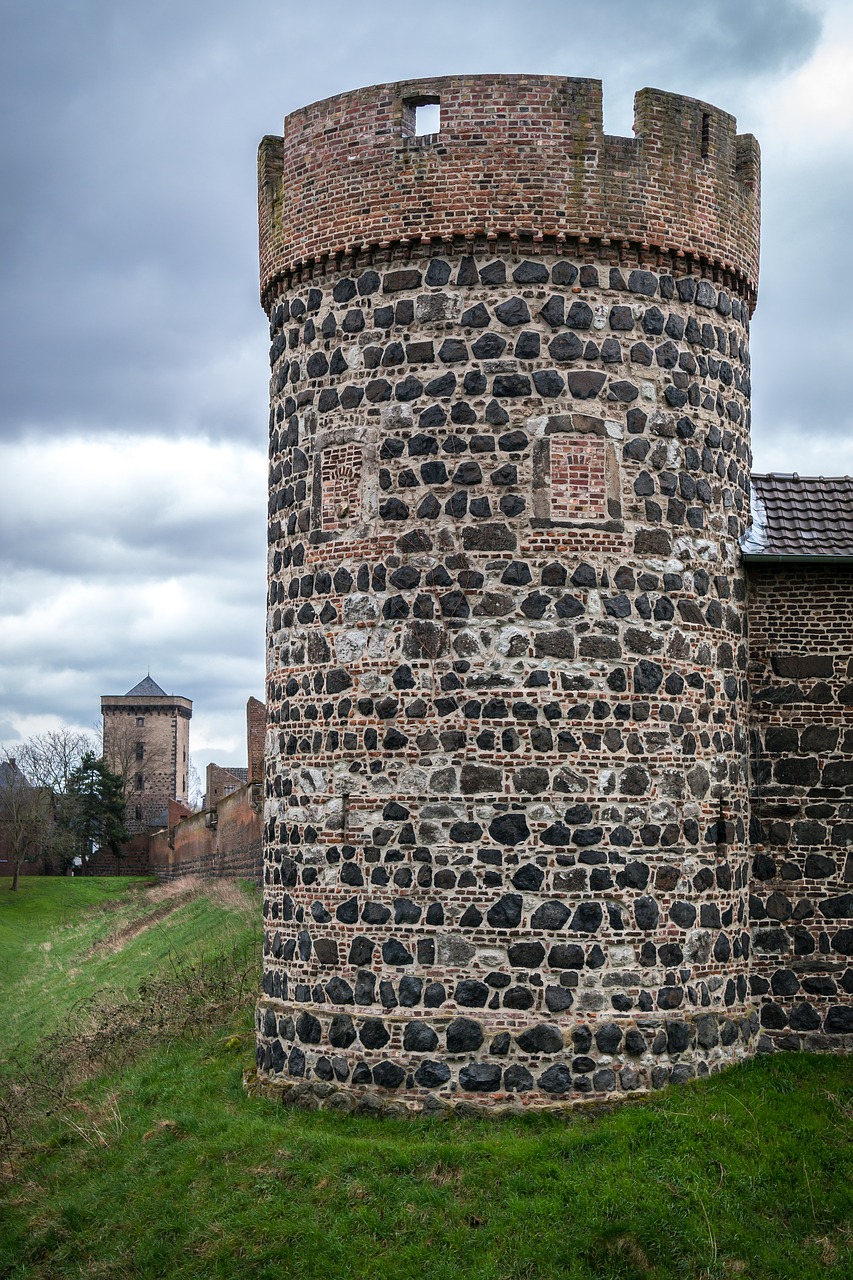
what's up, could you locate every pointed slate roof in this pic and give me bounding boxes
[125,675,168,697]
[742,474,853,560]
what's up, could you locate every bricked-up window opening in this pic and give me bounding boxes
[401,96,440,139]
[701,112,711,158]
[136,716,144,727]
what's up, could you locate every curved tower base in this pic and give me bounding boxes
[256,76,762,1111]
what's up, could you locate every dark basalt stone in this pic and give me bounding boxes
[540,296,565,328]
[472,333,507,359]
[454,981,490,1009]
[460,1063,503,1091]
[403,1021,439,1052]
[493,373,532,397]
[489,814,530,846]
[549,333,584,361]
[461,302,491,327]
[595,1023,623,1053]
[495,297,531,326]
[373,1061,406,1089]
[359,1018,390,1049]
[513,260,549,283]
[533,369,565,397]
[571,902,603,932]
[479,260,507,285]
[539,1064,573,1094]
[382,939,414,966]
[628,269,658,297]
[508,941,547,967]
[487,894,524,927]
[329,1014,356,1048]
[415,1060,451,1086]
[635,895,660,930]
[504,1064,535,1091]
[516,1023,563,1054]
[383,269,422,293]
[568,370,606,399]
[447,1016,485,1052]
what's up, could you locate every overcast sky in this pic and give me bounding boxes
[1,0,850,772]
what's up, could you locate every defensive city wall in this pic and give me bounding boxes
[252,74,851,1115]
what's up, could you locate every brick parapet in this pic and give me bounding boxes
[258,76,760,313]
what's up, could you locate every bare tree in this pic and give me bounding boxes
[187,760,204,811]
[0,754,51,890]
[100,716,170,808]
[5,729,96,874]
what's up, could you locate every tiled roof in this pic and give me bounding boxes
[742,474,853,559]
[125,675,168,697]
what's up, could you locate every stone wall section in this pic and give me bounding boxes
[747,566,853,1050]
[257,241,758,1109]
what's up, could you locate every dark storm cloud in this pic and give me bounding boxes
[752,153,853,463]
[0,0,821,443]
[0,0,840,748]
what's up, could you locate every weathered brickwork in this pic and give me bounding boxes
[256,75,762,1113]
[549,435,607,522]
[258,76,760,313]
[747,566,853,1051]
[101,687,192,834]
[149,785,263,884]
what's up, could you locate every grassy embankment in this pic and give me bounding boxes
[1,875,852,1280]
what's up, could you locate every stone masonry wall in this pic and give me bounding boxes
[257,134,761,1107]
[747,565,853,1051]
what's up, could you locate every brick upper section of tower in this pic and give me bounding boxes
[258,74,760,309]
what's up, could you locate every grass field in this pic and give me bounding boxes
[1,876,852,1280]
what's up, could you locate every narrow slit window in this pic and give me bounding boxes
[701,112,711,158]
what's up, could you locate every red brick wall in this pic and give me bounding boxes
[247,698,266,783]
[149,783,263,884]
[747,565,853,1048]
[259,75,760,310]
[88,833,152,877]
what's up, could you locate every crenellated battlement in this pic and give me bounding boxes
[259,75,760,310]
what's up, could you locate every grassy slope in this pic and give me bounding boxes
[1,879,852,1280]
[0,876,253,1063]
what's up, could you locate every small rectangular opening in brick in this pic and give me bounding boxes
[402,96,441,138]
[701,112,711,158]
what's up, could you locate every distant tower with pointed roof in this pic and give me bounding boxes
[101,677,192,833]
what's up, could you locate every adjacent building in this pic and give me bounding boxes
[101,676,192,833]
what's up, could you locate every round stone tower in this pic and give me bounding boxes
[255,75,762,1111]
